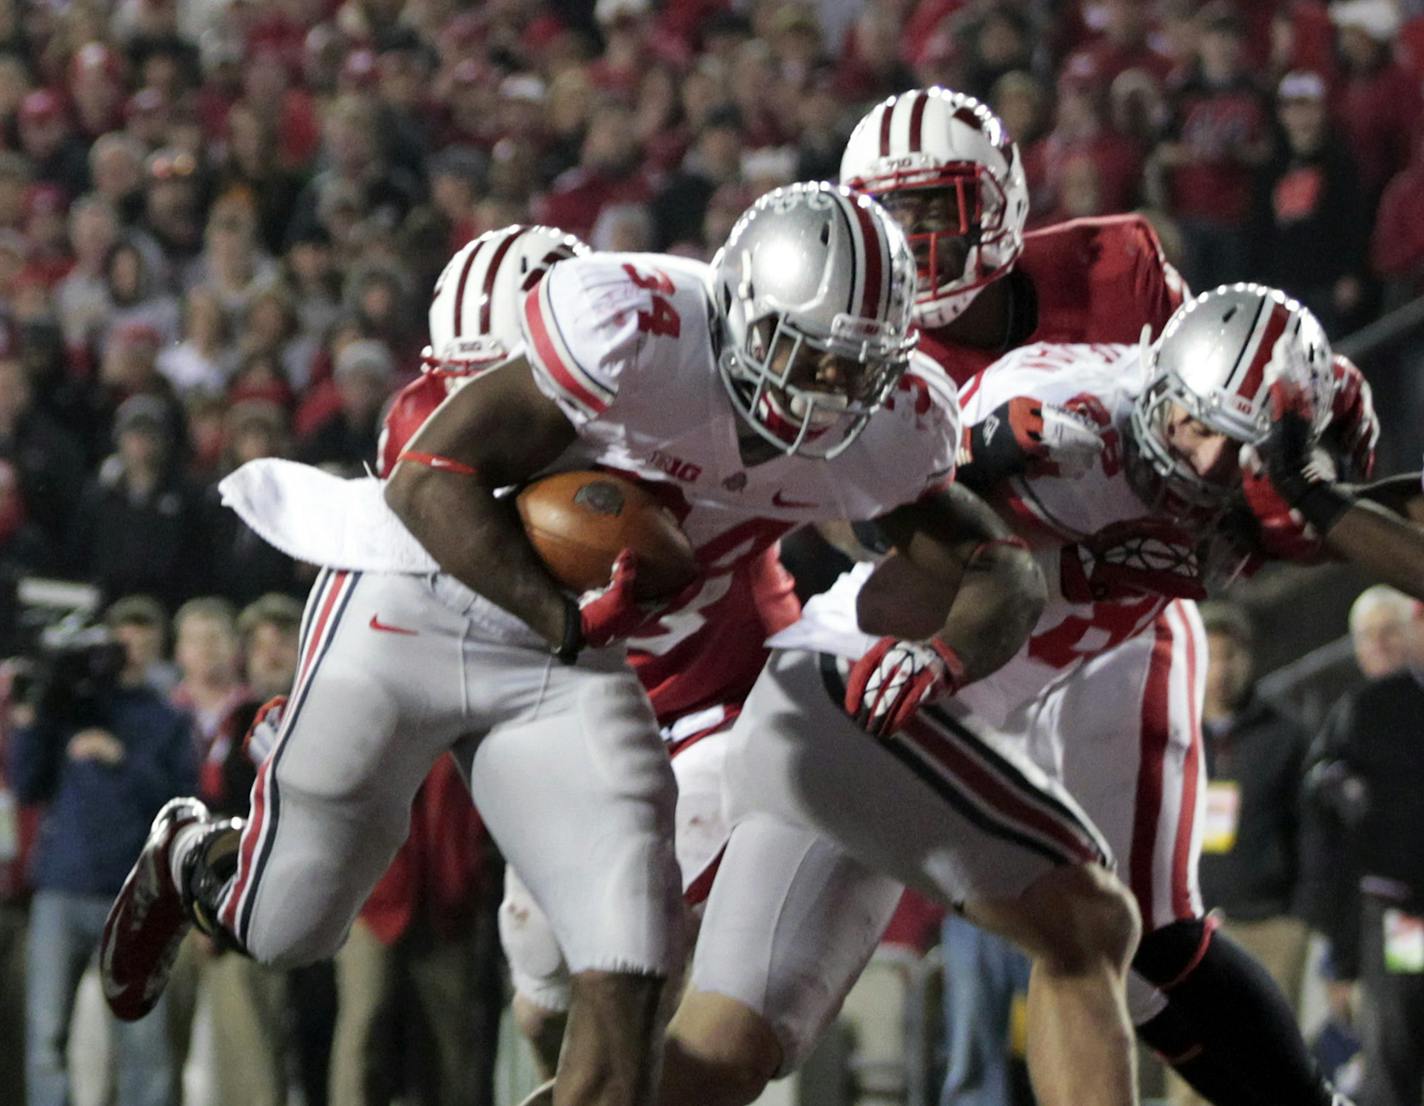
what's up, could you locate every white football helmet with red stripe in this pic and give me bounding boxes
[1128,283,1332,512]
[712,181,918,459]
[840,88,1029,328]
[426,224,589,375]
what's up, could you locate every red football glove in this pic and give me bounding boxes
[1240,461,1328,563]
[1325,354,1378,481]
[1059,519,1207,603]
[961,397,1104,487]
[845,636,967,738]
[573,550,702,652]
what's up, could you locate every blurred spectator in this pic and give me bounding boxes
[1172,603,1311,1106]
[937,915,1032,1106]
[215,101,305,257]
[589,0,655,102]
[1371,131,1424,306]
[8,593,196,1106]
[1350,585,1413,681]
[55,195,120,355]
[283,227,343,348]
[0,150,33,232]
[296,338,392,472]
[425,146,486,256]
[958,7,1034,103]
[1154,2,1270,290]
[237,44,321,173]
[18,89,90,199]
[69,43,127,141]
[1303,603,1424,1106]
[651,103,743,250]
[157,284,234,397]
[66,394,204,608]
[190,196,278,322]
[794,65,852,181]
[991,70,1049,149]
[0,354,85,546]
[1332,0,1422,216]
[1066,0,1174,90]
[105,594,179,696]
[202,399,305,607]
[1248,71,1368,336]
[100,237,180,350]
[87,132,146,226]
[137,147,205,284]
[536,98,653,241]
[1030,58,1144,222]
[833,4,917,104]
[590,202,655,252]
[0,661,40,1106]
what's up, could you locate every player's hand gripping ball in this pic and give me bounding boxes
[515,470,698,601]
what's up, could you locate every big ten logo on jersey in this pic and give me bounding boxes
[1061,392,1121,475]
[647,449,702,483]
[623,263,681,338]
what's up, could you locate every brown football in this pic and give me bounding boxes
[516,470,698,600]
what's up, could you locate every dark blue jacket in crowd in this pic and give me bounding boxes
[8,685,196,896]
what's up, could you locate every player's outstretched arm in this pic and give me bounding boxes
[1315,478,1424,601]
[875,482,1048,684]
[385,355,579,650]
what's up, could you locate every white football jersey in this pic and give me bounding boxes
[520,253,960,570]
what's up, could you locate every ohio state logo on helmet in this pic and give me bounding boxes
[425,224,590,375]
[840,87,1029,329]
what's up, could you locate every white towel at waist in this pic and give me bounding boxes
[218,458,441,573]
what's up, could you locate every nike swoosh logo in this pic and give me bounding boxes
[369,614,418,636]
[772,490,818,509]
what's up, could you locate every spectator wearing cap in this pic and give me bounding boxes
[1153,1,1271,291]
[792,64,851,181]
[282,227,342,348]
[1031,57,1145,224]
[238,45,320,173]
[156,285,234,397]
[17,90,88,200]
[1333,0,1422,215]
[0,355,83,547]
[435,57,502,154]
[22,184,75,290]
[67,393,204,607]
[535,98,654,241]
[87,133,147,227]
[425,146,486,256]
[1248,70,1368,336]
[373,34,439,173]
[105,594,180,696]
[589,0,655,102]
[651,103,743,250]
[1167,603,1313,1106]
[296,338,393,472]
[123,86,173,153]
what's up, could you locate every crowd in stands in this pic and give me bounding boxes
[0,0,1423,1103]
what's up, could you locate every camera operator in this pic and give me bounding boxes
[6,595,196,1106]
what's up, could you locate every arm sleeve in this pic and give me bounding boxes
[7,718,65,803]
[1128,216,1188,333]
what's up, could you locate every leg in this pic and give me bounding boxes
[1061,603,1336,1106]
[499,865,573,1080]
[25,892,92,1106]
[464,648,684,1106]
[709,649,1137,1106]
[328,917,398,1106]
[207,952,289,1106]
[939,913,1026,1106]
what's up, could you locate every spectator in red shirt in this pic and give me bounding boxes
[17,90,89,200]
[1153,1,1270,290]
[1066,0,1175,91]
[1371,131,1424,304]
[1332,0,1423,215]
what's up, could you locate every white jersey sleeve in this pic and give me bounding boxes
[958,342,1138,428]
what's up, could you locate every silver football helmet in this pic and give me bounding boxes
[711,181,919,459]
[1128,283,1332,513]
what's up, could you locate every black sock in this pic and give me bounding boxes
[1133,919,1332,1106]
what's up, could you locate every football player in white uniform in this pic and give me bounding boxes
[97,183,1049,1106]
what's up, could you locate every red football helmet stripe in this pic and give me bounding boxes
[1235,302,1290,402]
[846,196,884,321]
[908,89,929,153]
[451,238,487,338]
[479,225,531,335]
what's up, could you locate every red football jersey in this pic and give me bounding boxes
[921,214,1186,387]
